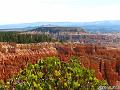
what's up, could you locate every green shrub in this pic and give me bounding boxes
[0,57,108,90]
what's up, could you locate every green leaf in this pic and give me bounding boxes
[37,72,43,78]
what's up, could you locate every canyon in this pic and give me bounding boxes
[0,42,119,86]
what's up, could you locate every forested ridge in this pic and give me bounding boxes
[0,32,53,43]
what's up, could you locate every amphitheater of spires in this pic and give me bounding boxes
[0,42,120,86]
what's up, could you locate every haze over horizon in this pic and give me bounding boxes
[0,0,120,25]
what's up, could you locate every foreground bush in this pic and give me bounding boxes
[0,57,107,90]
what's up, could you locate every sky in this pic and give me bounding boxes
[0,0,120,25]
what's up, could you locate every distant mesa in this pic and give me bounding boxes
[40,24,59,27]
[1,20,120,33]
[29,26,87,34]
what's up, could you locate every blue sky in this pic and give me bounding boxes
[0,0,120,24]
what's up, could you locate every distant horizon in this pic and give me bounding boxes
[0,19,120,25]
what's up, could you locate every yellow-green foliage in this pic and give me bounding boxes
[0,57,108,90]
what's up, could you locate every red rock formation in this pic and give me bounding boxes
[0,43,119,86]
[56,44,120,85]
[0,43,58,81]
